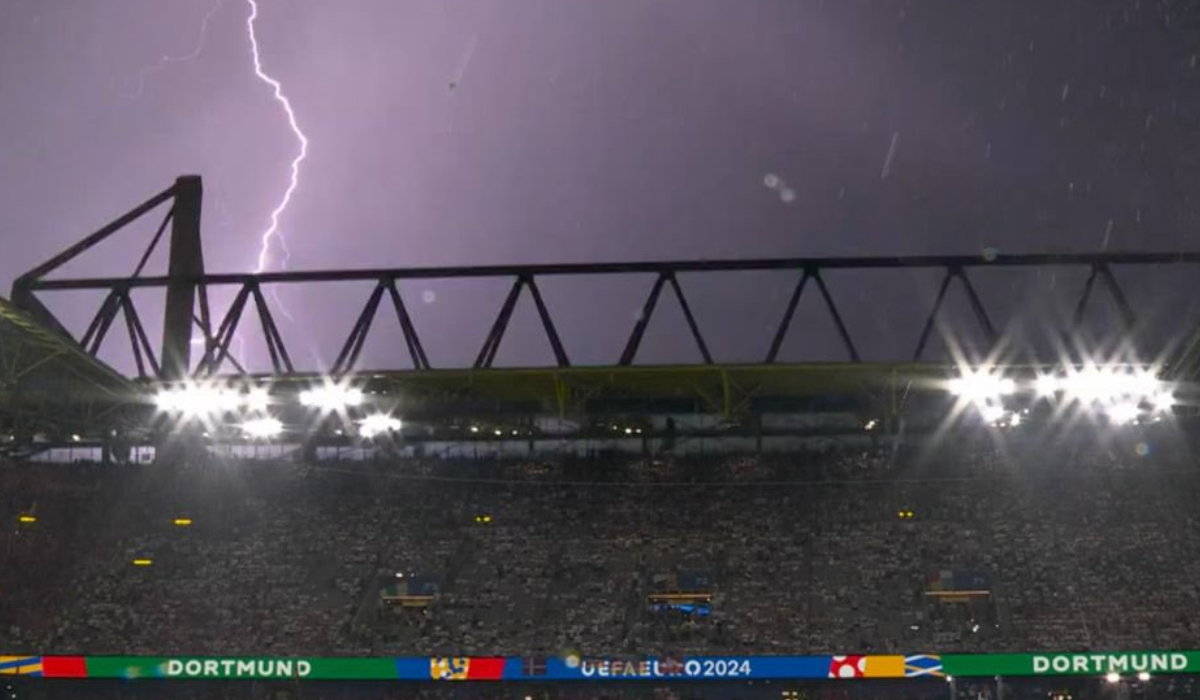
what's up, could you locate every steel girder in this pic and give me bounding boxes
[9,177,1194,383]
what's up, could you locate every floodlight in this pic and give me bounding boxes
[979,405,1006,423]
[1150,389,1175,410]
[948,371,1014,402]
[1106,672,1120,684]
[1138,672,1151,682]
[242,417,284,439]
[155,389,183,412]
[299,383,364,411]
[244,388,271,412]
[359,413,401,439]
[1106,402,1140,426]
[1035,374,1060,396]
[1064,365,1111,403]
[1129,369,1161,397]
[155,383,241,416]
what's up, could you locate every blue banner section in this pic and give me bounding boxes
[389,654,933,681]
[388,656,840,681]
[537,656,836,680]
[393,656,841,681]
[396,658,431,679]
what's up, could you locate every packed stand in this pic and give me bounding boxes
[1,436,1199,657]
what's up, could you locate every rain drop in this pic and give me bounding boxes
[763,173,781,189]
[880,131,900,179]
[780,188,796,203]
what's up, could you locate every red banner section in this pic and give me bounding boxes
[41,656,87,678]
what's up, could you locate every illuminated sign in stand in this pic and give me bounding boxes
[1,651,1197,681]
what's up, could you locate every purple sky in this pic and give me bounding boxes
[2,0,1199,372]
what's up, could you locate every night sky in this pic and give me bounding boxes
[2,0,1199,372]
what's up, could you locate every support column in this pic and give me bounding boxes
[161,175,204,381]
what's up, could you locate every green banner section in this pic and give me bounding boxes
[943,651,1200,677]
[84,656,398,680]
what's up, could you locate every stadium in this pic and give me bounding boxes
[5,177,1200,700]
[5,2,1200,700]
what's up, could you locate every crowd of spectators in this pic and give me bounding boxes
[2,435,1199,660]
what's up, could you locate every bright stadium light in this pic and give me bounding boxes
[154,388,183,412]
[1150,389,1175,411]
[242,417,284,439]
[1106,402,1141,426]
[244,387,271,412]
[1128,368,1161,397]
[1138,672,1151,682]
[1063,365,1165,406]
[359,413,401,439]
[1097,369,1158,399]
[1063,365,1111,403]
[299,383,364,411]
[1106,672,1121,684]
[948,370,1015,402]
[978,405,1006,424]
[1035,374,1061,396]
[155,383,241,417]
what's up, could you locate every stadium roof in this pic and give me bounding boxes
[0,294,136,410]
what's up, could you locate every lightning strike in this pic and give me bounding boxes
[121,0,224,100]
[246,0,308,275]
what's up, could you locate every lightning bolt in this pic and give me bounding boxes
[120,0,224,100]
[160,0,307,371]
[246,0,308,276]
